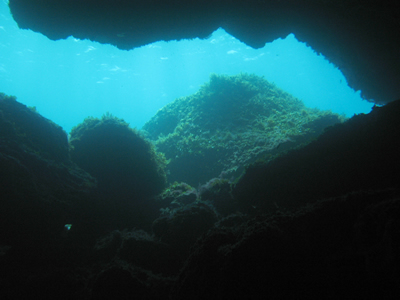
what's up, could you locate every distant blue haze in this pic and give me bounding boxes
[0,1,373,135]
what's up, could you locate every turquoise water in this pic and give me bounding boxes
[0,1,373,135]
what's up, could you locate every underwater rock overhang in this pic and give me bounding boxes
[8,0,400,104]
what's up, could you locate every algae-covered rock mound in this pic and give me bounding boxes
[143,73,344,186]
[70,113,167,203]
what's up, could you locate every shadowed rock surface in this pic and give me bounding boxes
[234,98,400,214]
[1,92,400,298]
[172,189,400,299]
[0,93,96,246]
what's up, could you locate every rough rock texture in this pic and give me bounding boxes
[172,189,400,299]
[0,95,172,299]
[143,73,343,186]
[234,98,400,215]
[69,114,168,231]
[153,202,218,261]
[0,93,96,245]
[70,114,167,200]
[8,0,400,103]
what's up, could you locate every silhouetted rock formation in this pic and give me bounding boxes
[9,0,400,103]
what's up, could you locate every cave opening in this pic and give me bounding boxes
[0,2,373,135]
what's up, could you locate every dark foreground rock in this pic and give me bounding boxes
[1,93,399,299]
[0,94,171,298]
[173,189,400,299]
[0,93,96,246]
[234,99,400,214]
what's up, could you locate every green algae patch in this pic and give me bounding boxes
[143,73,345,185]
[70,113,167,202]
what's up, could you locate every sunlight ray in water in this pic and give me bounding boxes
[0,1,372,134]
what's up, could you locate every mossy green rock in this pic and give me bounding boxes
[143,73,344,185]
[70,114,167,202]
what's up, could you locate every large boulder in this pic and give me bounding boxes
[143,73,343,186]
[69,114,167,230]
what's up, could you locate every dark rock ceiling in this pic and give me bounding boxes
[8,0,400,104]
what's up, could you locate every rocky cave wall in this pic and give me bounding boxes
[8,0,400,104]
